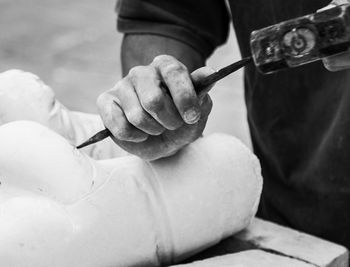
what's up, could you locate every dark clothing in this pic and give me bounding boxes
[117,0,350,249]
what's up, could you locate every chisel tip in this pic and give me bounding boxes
[76,128,111,149]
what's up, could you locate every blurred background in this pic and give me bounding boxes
[0,0,251,147]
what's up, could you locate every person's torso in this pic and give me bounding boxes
[228,0,350,248]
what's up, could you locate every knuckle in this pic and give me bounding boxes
[154,127,166,135]
[113,79,126,91]
[111,80,128,97]
[128,65,156,79]
[128,65,144,77]
[166,120,183,131]
[128,66,158,85]
[96,93,120,120]
[110,124,132,140]
[113,126,148,142]
[141,92,165,112]
[162,62,187,77]
[127,108,148,127]
[174,119,184,129]
[96,92,110,110]
[153,54,176,65]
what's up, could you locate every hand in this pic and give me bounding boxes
[319,0,350,71]
[97,55,215,161]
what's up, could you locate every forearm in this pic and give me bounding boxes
[121,34,205,75]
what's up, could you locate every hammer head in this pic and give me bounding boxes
[250,4,350,74]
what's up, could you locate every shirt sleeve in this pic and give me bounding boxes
[116,0,230,58]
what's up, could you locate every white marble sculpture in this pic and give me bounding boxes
[0,70,263,267]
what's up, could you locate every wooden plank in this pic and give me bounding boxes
[234,218,349,267]
[172,250,315,267]
[182,218,348,267]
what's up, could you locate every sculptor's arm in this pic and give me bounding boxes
[121,35,205,74]
[96,0,230,160]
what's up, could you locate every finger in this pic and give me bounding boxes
[128,65,183,130]
[152,55,201,125]
[191,66,216,100]
[110,80,165,135]
[113,94,213,161]
[96,92,148,142]
[322,51,350,71]
[162,94,213,149]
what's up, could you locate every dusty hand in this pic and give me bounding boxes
[320,0,350,71]
[97,55,214,161]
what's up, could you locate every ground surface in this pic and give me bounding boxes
[0,0,251,146]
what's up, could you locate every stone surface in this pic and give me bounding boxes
[0,121,262,266]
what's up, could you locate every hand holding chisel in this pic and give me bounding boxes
[77,57,252,159]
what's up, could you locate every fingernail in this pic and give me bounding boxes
[184,108,200,124]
